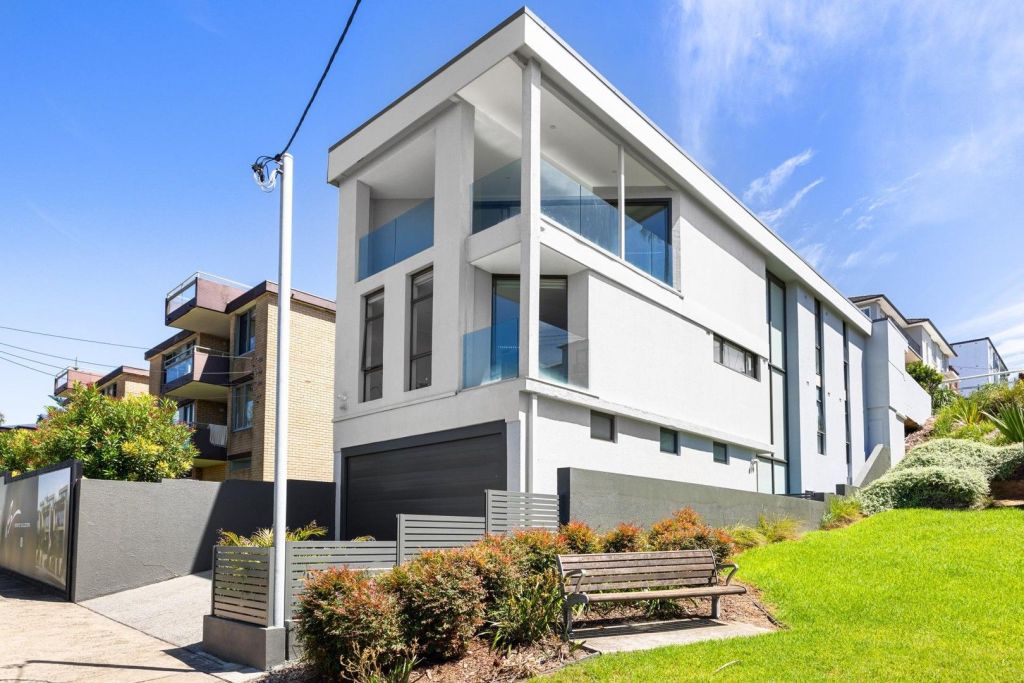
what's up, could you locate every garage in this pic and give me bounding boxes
[341,421,508,540]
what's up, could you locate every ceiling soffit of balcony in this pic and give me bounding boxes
[471,242,584,276]
[167,307,232,337]
[164,381,229,402]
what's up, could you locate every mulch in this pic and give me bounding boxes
[258,581,778,682]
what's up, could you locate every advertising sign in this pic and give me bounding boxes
[0,462,76,591]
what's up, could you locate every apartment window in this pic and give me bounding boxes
[816,385,826,455]
[175,401,195,425]
[713,441,729,464]
[713,335,759,379]
[408,269,433,390]
[235,309,256,356]
[659,427,678,454]
[814,299,824,377]
[232,382,254,431]
[362,290,385,401]
[590,411,615,441]
[100,384,117,398]
[228,456,252,475]
[843,322,852,478]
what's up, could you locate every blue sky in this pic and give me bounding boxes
[2,1,1022,424]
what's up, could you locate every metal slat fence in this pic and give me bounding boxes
[211,546,274,626]
[286,541,397,614]
[396,514,486,563]
[485,489,559,534]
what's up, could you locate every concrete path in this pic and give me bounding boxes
[82,572,214,648]
[572,617,772,654]
[0,572,257,682]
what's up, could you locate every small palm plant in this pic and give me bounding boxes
[217,521,327,547]
[950,397,983,427]
[984,404,1024,444]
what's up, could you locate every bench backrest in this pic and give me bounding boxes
[557,549,718,594]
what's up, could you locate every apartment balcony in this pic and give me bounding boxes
[165,272,248,336]
[53,368,102,397]
[191,422,228,464]
[358,199,434,280]
[462,319,588,389]
[161,347,231,400]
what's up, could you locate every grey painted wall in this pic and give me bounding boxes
[558,468,828,531]
[72,478,333,602]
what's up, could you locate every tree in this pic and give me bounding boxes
[907,361,945,394]
[0,384,196,480]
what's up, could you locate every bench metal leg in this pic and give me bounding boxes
[564,604,573,640]
[711,596,720,620]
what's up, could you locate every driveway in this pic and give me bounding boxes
[0,573,254,682]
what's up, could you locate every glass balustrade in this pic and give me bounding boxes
[358,198,434,280]
[472,160,521,233]
[462,318,588,389]
[540,159,620,255]
[164,350,194,384]
[624,205,672,285]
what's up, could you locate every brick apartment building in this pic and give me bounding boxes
[142,272,336,482]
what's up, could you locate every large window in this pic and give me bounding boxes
[175,401,195,425]
[713,335,759,379]
[235,309,256,356]
[408,269,433,390]
[815,299,825,455]
[816,385,826,455]
[767,274,789,493]
[232,383,253,431]
[362,290,385,401]
[843,322,852,478]
[624,198,672,284]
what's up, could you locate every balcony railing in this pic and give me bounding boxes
[462,318,588,389]
[162,346,231,393]
[191,422,228,460]
[358,199,434,280]
[624,211,672,285]
[472,160,521,233]
[540,159,620,255]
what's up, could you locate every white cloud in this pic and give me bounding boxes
[744,148,814,204]
[760,178,823,227]
[796,241,827,269]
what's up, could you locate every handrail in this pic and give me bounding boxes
[165,271,249,300]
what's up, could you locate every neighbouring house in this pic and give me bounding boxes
[851,294,959,386]
[327,9,931,539]
[144,272,336,482]
[0,423,37,432]
[93,365,150,399]
[53,368,102,398]
[950,337,1013,395]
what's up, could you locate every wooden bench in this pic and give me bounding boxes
[556,549,745,636]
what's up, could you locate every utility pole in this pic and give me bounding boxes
[271,152,293,628]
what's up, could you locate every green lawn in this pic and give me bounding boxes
[548,508,1024,682]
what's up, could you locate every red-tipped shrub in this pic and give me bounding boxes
[647,507,733,559]
[294,567,406,679]
[502,528,568,574]
[559,520,600,554]
[600,522,648,553]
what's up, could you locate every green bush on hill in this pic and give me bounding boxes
[860,466,989,514]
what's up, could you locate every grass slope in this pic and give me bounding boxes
[548,509,1024,682]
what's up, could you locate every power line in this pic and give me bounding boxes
[252,0,362,178]
[0,341,117,369]
[0,350,65,371]
[0,325,148,350]
[0,354,55,377]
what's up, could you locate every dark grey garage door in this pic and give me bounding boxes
[342,421,507,540]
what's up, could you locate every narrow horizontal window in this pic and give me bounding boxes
[713,335,759,379]
[659,427,678,454]
[590,411,615,441]
[713,441,729,464]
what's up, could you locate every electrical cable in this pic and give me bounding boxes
[251,0,362,180]
[0,354,56,376]
[0,341,118,368]
[0,325,148,350]
[0,350,65,371]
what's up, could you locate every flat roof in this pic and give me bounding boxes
[95,365,150,388]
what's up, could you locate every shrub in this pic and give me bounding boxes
[907,361,945,395]
[600,522,649,553]
[382,550,485,661]
[559,520,600,554]
[484,570,563,651]
[294,567,407,680]
[993,444,1024,481]
[647,508,732,559]
[820,496,864,530]
[860,466,989,514]
[899,439,1002,478]
[217,521,327,547]
[756,514,801,544]
[502,528,567,574]
[931,386,959,411]
[728,524,768,550]
[986,404,1024,443]
[459,537,523,615]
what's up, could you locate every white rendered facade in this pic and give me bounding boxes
[950,338,1011,395]
[328,11,918,529]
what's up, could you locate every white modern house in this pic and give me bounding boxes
[950,337,1012,395]
[850,294,958,382]
[327,9,929,538]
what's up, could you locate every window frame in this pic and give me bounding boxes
[361,289,385,402]
[408,268,433,391]
[659,427,678,454]
[235,308,256,356]
[712,441,729,464]
[713,334,760,380]
[590,411,616,442]
[231,382,254,432]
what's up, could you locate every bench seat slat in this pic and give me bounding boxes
[570,564,715,579]
[559,549,713,563]
[585,585,746,602]
[560,557,716,571]
[577,577,717,592]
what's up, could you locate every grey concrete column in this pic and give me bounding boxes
[519,59,541,379]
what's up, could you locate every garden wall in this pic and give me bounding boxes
[557,468,829,530]
[72,477,333,601]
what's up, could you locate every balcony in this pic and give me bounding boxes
[541,159,620,255]
[472,160,521,234]
[358,199,434,280]
[191,422,228,463]
[462,318,588,389]
[53,368,101,396]
[165,272,248,335]
[161,347,231,400]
